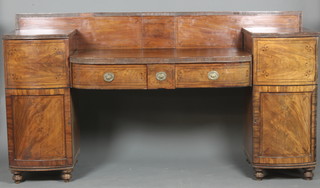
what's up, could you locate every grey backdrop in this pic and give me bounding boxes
[0,0,320,187]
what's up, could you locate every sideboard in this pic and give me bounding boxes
[2,11,319,183]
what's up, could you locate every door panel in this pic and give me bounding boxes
[13,95,65,161]
[6,89,74,168]
[252,86,316,165]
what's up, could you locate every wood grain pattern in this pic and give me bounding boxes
[16,11,302,17]
[148,64,175,89]
[243,30,319,86]
[16,12,301,49]
[244,87,253,163]
[2,11,319,181]
[2,29,77,40]
[72,64,147,89]
[4,40,69,89]
[253,38,318,85]
[253,38,317,85]
[242,27,320,38]
[78,16,142,49]
[243,31,253,53]
[251,85,317,166]
[70,48,252,64]
[260,93,311,159]
[176,15,300,48]
[71,91,80,165]
[6,89,76,169]
[244,32,318,174]
[142,17,175,48]
[13,95,65,161]
[176,62,251,88]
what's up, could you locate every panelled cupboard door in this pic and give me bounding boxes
[252,85,316,165]
[6,89,74,168]
[253,37,318,85]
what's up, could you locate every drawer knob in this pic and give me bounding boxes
[156,72,167,81]
[103,72,115,82]
[208,71,219,80]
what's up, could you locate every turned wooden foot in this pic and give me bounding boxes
[303,168,314,180]
[61,169,73,182]
[254,168,265,180]
[12,171,23,184]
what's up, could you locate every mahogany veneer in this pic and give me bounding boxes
[175,63,251,88]
[2,29,76,40]
[72,64,148,89]
[2,11,319,183]
[13,12,302,49]
[4,40,70,88]
[148,64,176,89]
[70,48,251,64]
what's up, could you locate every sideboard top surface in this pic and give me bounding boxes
[70,48,252,64]
[12,11,302,49]
[242,27,320,37]
[2,29,76,40]
[15,11,302,17]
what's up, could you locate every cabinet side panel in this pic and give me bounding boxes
[244,87,253,162]
[70,89,80,164]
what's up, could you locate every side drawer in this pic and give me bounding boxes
[176,62,251,88]
[72,64,147,89]
[253,37,318,85]
[4,40,69,89]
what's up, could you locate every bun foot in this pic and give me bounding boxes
[254,168,265,180]
[61,169,73,182]
[12,171,23,184]
[303,168,314,180]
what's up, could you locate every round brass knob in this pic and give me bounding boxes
[156,72,167,81]
[208,71,219,80]
[103,72,115,82]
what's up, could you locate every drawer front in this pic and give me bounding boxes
[72,64,147,89]
[4,40,69,89]
[176,63,251,88]
[148,64,175,89]
[254,38,317,85]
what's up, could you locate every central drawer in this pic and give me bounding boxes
[72,64,147,89]
[72,62,251,89]
[176,62,251,88]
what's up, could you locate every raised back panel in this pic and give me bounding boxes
[17,12,301,49]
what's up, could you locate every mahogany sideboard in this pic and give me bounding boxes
[2,11,319,183]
